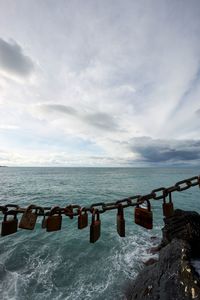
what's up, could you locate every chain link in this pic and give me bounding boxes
[0,175,199,217]
[152,187,166,200]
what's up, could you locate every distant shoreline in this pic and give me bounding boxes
[0,166,199,168]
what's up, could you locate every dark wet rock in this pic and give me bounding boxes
[143,258,158,266]
[147,246,161,255]
[150,236,159,241]
[161,209,200,249]
[125,209,200,300]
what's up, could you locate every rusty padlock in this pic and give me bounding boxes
[19,205,43,230]
[117,204,125,237]
[46,207,62,232]
[162,192,174,218]
[90,209,101,243]
[41,214,47,229]
[78,208,88,229]
[41,210,50,229]
[1,210,18,236]
[134,199,153,229]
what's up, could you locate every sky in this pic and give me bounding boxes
[0,0,200,167]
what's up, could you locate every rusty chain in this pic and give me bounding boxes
[0,175,199,218]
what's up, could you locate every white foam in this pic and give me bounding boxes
[191,259,200,276]
[111,230,159,279]
[0,244,64,300]
[0,225,161,300]
[0,265,20,300]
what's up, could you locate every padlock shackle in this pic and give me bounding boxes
[162,190,173,204]
[0,206,8,213]
[169,192,172,203]
[71,205,81,209]
[78,207,87,216]
[5,204,19,209]
[145,199,151,211]
[136,198,151,212]
[91,208,100,223]
[117,204,124,218]
[49,206,61,216]
[26,204,37,210]
[26,204,44,214]
[162,190,166,204]
[4,209,18,215]
[36,206,44,215]
[3,209,18,222]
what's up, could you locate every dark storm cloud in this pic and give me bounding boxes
[0,38,34,77]
[130,137,200,163]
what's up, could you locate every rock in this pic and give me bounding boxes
[147,246,161,255]
[124,209,200,300]
[162,209,200,246]
[143,258,158,266]
[150,236,159,241]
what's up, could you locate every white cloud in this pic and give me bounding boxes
[0,149,135,167]
[0,1,200,166]
[0,125,19,130]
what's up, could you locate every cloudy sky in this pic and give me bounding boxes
[0,0,200,166]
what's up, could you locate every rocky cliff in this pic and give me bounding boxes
[125,209,200,300]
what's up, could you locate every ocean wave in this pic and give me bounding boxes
[0,228,158,300]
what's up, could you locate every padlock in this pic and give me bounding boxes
[134,199,153,229]
[0,206,6,213]
[117,204,125,237]
[78,208,88,229]
[90,210,101,243]
[46,207,62,232]
[1,210,18,236]
[19,205,43,230]
[41,215,47,229]
[41,211,50,229]
[162,192,174,218]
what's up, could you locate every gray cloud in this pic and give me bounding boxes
[0,38,34,78]
[37,104,118,131]
[195,108,200,115]
[39,104,77,115]
[84,112,118,131]
[130,137,200,163]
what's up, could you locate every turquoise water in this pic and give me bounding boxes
[0,167,200,300]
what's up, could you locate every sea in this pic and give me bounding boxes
[0,167,200,300]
